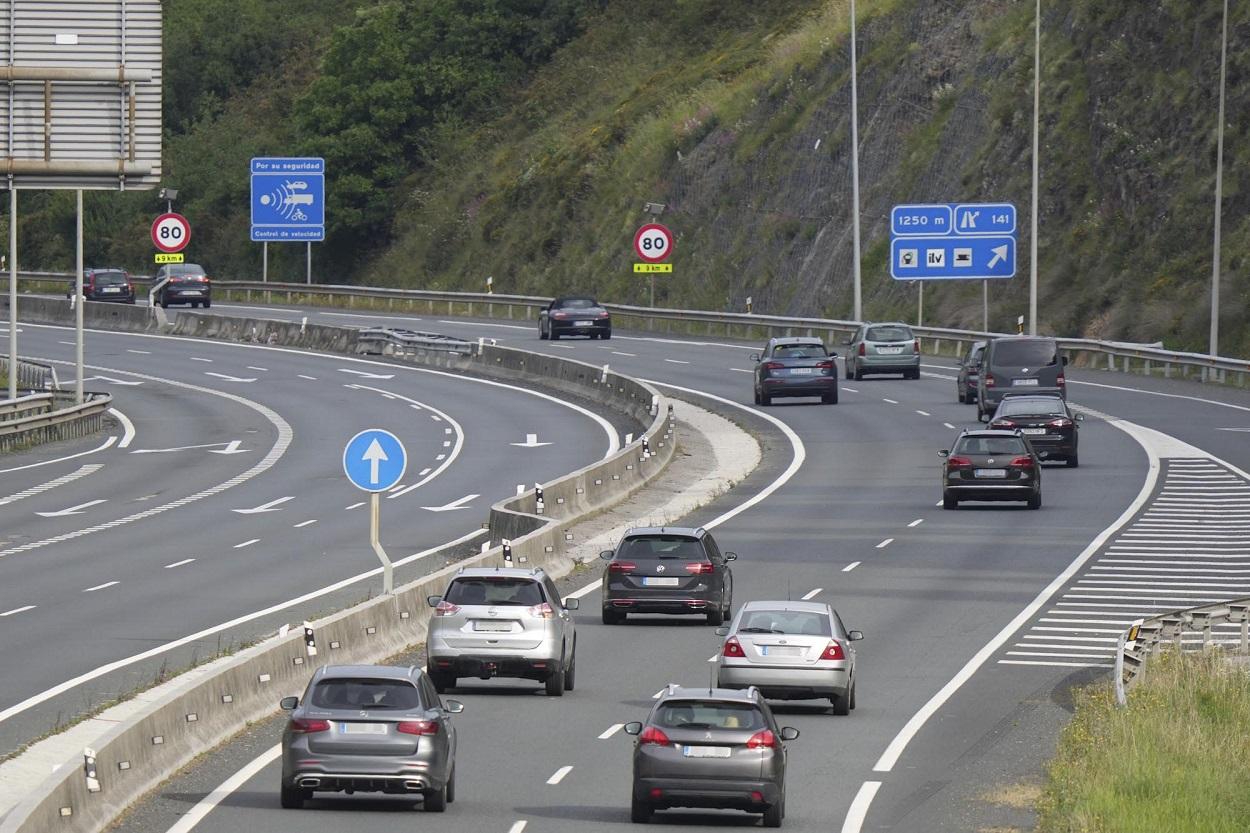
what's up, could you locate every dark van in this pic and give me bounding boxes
[977,336,1067,420]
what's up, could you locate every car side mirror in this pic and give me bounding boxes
[1061,355,1069,366]
[279,696,299,710]
[978,411,989,423]
[443,699,465,714]
[779,727,800,741]
[623,722,643,736]
[599,550,614,560]
[714,626,730,636]
[750,353,759,362]
[426,595,442,607]
[1038,450,1050,459]
[938,450,949,458]
[1075,413,1084,422]
[565,598,580,610]
[724,552,737,562]
[848,630,864,641]
[829,352,839,360]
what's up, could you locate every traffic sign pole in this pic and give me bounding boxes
[343,429,407,596]
[370,493,393,595]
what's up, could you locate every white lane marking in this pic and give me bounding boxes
[297,374,316,380]
[843,387,859,392]
[190,357,212,363]
[652,687,672,699]
[999,659,1113,668]
[35,499,108,517]
[1068,378,1250,415]
[232,496,295,514]
[564,581,603,602]
[0,435,116,474]
[320,311,423,322]
[598,724,623,739]
[0,464,102,507]
[876,538,893,549]
[1218,427,1250,433]
[233,539,260,549]
[507,822,528,833]
[801,588,822,600]
[916,410,931,416]
[842,562,861,572]
[444,428,452,434]
[664,359,690,365]
[546,765,573,785]
[56,340,72,345]
[545,343,576,349]
[246,366,268,372]
[293,520,317,528]
[612,351,637,357]
[943,422,957,430]
[218,304,301,313]
[615,334,759,351]
[438,319,531,331]
[421,494,478,513]
[442,440,451,447]
[164,558,195,569]
[0,606,36,617]
[435,454,446,461]
[388,484,407,493]
[707,654,719,663]
[83,580,119,592]
[345,502,364,510]
[338,368,394,380]
[908,519,924,528]
[418,468,431,476]
[729,367,752,373]
[163,743,282,833]
[108,407,136,448]
[204,372,256,383]
[936,500,943,506]
[0,527,487,728]
[882,398,898,404]
[127,349,151,354]
[840,781,882,833]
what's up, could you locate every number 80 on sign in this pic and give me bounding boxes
[151,213,191,254]
[633,223,673,263]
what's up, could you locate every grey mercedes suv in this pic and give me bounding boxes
[426,566,578,696]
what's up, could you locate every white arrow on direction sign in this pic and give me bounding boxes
[510,433,552,448]
[132,441,248,455]
[421,494,479,512]
[987,245,1009,269]
[339,369,395,380]
[204,372,257,383]
[36,499,107,517]
[233,496,295,514]
[362,438,389,485]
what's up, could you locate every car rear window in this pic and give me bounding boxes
[955,436,1028,455]
[866,325,912,341]
[619,535,705,560]
[310,678,422,710]
[444,577,544,606]
[998,398,1065,417]
[773,344,825,358]
[737,610,832,636]
[556,298,597,309]
[169,265,207,277]
[91,271,126,285]
[653,700,766,731]
[992,339,1057,366]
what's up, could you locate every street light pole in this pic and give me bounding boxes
[1028,0,1040,336]
[1209,0,1229,361]
[849,0,863,323]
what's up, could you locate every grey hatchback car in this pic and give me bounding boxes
[426,566,578,696]
[844,322,921,380]
[600,527,736,625]
[279,665,463,811]
[625,685,798,827]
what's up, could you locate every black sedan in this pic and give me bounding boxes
[539,296,611,340]
[751,338,838,405]
[940,429,1043,510]
[988,393,1083,467]
[155,263,212,308]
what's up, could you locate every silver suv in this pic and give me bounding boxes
[843,322,921,380]
[426,567,578,696]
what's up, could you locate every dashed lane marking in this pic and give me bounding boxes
[0,606,35,617]
[598,724,623,739]
[801,588,822,600]
[164,559,195,569]
[546,766,573,785]
[294,520,317,528]
[82,581,119,593]
[0,464,103,507]
[233,539,260,549]
[843,562,861,572]
[876,538,893,549]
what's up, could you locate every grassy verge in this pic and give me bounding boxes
[1038,651,1250,833]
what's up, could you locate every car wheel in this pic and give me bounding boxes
[821,390,838,405]
[943,493,958,510]
[602,608,624,625]
[844,363,852,380]
[280,782,310,809]
[564,645,576,692]
[446,766,456,803]
[706,605,724,626]
[159,296,169,309]
[957,386,966,404]
[853,368,863,381]
[631,795,653,824]
[203,299,211,309]
[549,329,560,341]
[545,661,565,697]
[428,668,455,694]
[1066,454,1079,468]
[603,330,611,340]
[968,389,978,404]
[721,593,732,623]
[763,795,784,828]
[849,678,857,710]
[423,783,448,812]
[1027,493,1042,510]
[539,323,548,340]
[832,692,851,716]
[759,392,771,406]
[126,298,136,305]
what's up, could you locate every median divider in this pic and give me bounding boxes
[0,311,674,833]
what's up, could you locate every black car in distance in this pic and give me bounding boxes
[956,340,986,403]
[988,393,1083,467]
[751,337,838,405]
[940,429,1044,510]
[67,268,135,304]
[154,263,212,308]
[538,295,611,340]
[600,527,736,625]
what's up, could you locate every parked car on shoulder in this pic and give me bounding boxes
[67,268,135,304]
[539,296,611,340]
[154,263,211,308]
[751,337,838,405]
[957,340,987,403]
[600,526,735,625]
[843,322,920,380]
[989,393,1082,467]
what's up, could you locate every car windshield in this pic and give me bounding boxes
[866,326,911,342]
[773,344,825,359]
[653,700,766,731]
[955,437,1028,455]
[91,271,126,285]
[619,535,704,560]
[444,577,544,606]
[993,340,1057,366]
[310,678,422,710]
[556,298,597,309]
[998,398,1065,417]
[169,265,206,278]
[737,610,831,636]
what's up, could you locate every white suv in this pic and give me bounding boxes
[426,567,577,696]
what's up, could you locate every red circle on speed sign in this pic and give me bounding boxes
[634,223,673,263]
[151,213,191,253]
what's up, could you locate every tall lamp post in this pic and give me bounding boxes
[849,0,863,323]
[1210,0,1229,362]
[1028,0,1040,336]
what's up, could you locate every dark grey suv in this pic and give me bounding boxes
[279,665,463,811]
[976,336,1067,419]
[600,527,736,625]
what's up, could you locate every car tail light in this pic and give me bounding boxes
[638,727,671,746]
[552,311,568,319]
[984,373,996,388]
[858,343,866,356]
[432,600,460,617]
[763,361,784,371]
[684,561,715,574]
[722,637,745,658]
[397,720,438,736]
[751,790,765,803]
[1009,456,1035,468]
[1056,374,1066,388]
[946,455,973,468]
[597,311,609,319]
[746,729,778,749]
[528,602,555,619]
[816,360,834,370]
[820,640,845,660]
[913,339,920,353]
[608,560,636,574]
[289,718,330,734]
[650,788,664,800]
[1048,418,1072,428]
[991,419,1016,429]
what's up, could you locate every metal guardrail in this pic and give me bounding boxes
[0,354,57,390]
[0,392,55,423]
[1114,596,1250,706]
[0,390,111,452]
[355,327,477,356]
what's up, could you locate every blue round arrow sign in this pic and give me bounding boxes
[343,429,407,493]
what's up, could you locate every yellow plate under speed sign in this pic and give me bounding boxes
[155,252,184,264]
[633,263,672,273]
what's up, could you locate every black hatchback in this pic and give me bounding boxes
[988,394,1083,467]
[600,527,736,625]
[67,268,135,303]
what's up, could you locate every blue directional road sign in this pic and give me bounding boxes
[250,157,325,242]
[890,202,1017,280]
[343,429,407,493]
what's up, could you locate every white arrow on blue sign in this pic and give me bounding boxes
[343,429,407,493]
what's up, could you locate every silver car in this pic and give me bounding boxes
[843,322,921,380]
[716,600,862,715]
[426,566,578,696]
[278,665,463,811]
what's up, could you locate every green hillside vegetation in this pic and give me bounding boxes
[5,0,1248,356]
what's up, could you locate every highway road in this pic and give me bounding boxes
[14,301,1250,832]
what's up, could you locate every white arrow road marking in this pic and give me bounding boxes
[64,375,143,387]
[204,372,257,383]
[36,499,107,517]
[232,496,295,514]
[511,433,553,448]
[987,244,1009,268]
[338,368,395,380]
[207,440,247,455]
[421,494,478,512]
[132,441,247,455]
[362,438,388,484]
[0,464,102,507]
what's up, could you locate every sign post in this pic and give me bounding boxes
[633,223,674,307]
[343,429,407,595]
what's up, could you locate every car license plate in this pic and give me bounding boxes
[759,645,801,657]
[340,722,387,735]
[974,468,1008,478]
[683,745,732,758]
[575,320,592,327]
[788,368,813,375]
[472,620,513,632]
[103,287,120,293]
[1012,378,1039,386]
[182,290,203,296]
[1022,428,1047,435]
[642,576,679,587]
[878,346,904,354]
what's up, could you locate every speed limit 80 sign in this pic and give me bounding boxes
[633,223,673,263]
[151,213,191,253]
